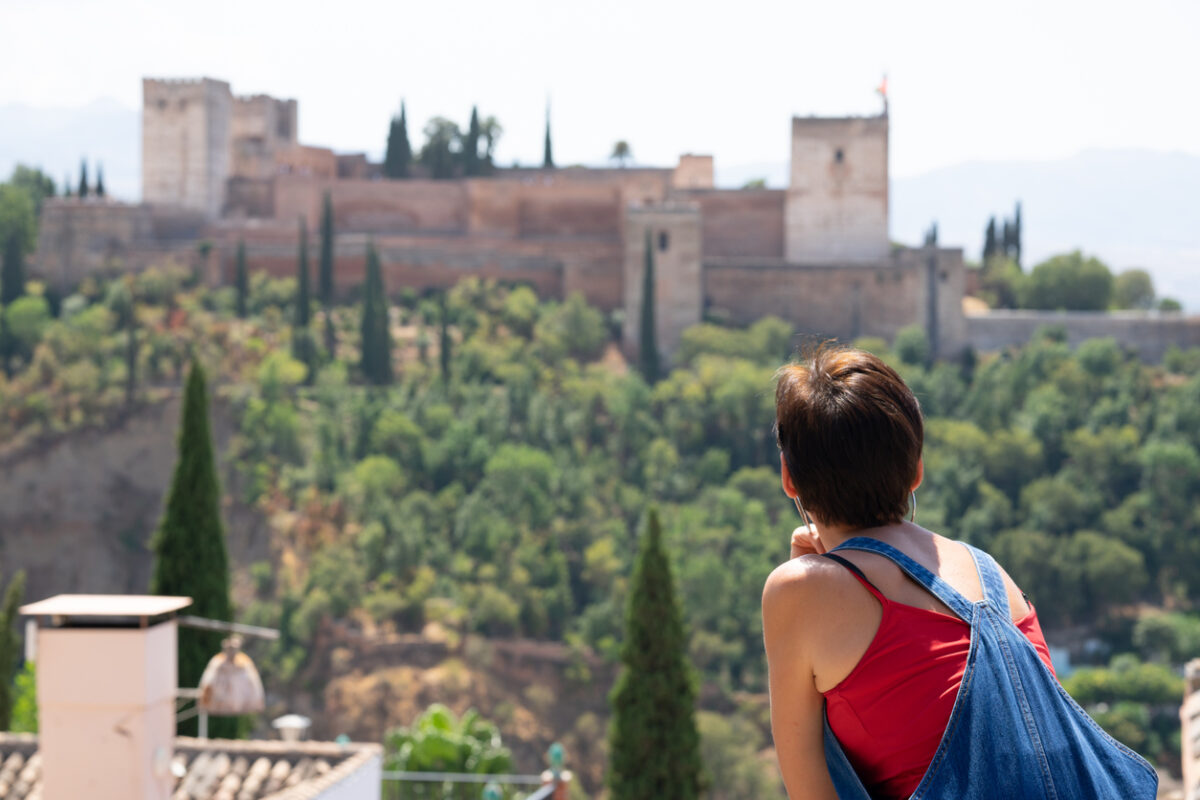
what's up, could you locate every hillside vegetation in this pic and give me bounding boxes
[3,266,1198,778]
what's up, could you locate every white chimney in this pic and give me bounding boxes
[20,594,192,800]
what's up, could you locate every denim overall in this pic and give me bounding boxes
[821,537,1158,800]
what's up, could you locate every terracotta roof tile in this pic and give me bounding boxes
[0,733,380,800]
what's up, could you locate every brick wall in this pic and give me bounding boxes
[686,189,785,258]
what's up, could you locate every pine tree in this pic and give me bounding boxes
[96,164,106,198]
[638,230,659,383]
[608,508,702,800]
[319,191,336,356]
[983,216,997,263]
[465,106,481,177]
[293,217,315,375]
[235,241,248,318]
[2,233,26,305]
[150,361,233,737]
[78,160,89,198]
[543,103,554,169]
[1013,201,1023,269]
[359,241,393,385]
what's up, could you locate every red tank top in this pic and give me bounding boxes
[822,558,1056,800]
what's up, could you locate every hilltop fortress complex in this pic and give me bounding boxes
[35,77,1200,361]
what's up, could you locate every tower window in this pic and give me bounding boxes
[659,231,669,252]
[834,148,845,164]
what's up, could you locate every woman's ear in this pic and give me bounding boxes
[780,452,799,499]
[912,457,924,492]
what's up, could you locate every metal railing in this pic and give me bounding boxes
[379,773,553,800]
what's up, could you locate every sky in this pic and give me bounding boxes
[3,0,1199,178]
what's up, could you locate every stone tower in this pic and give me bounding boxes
[785,114,889,263]
[622,203,703,364]
[142,78,233,219]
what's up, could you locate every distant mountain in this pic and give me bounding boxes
[0,98,139,200]
[719,150,1200,311]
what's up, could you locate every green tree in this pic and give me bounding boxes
[9,165,56,216]
[78,159,89,198]
[292,217,315,375]
[384,102,413,179]
[1,232,26,306]
[95,164,106,198]
[894,324,929,366]
[235,241,248,318]
[149,361,234,737]
[611,141,632,167]
[319,191,336,355]
[359,241,393,385]
[1113,269,1155,310]
[543,103,554,169]
[608,508,702,800]
[464,106,482,177]
[0,182,37,259]
[638,231,659,383]
[439,292,452,383]
[480,115,502,173]
[0,568,27,730]
[421,117,461,180]
[1019,251,1114,311]
[1012,201,1023,267]
[983,216,997,263]
[9,661,36,733]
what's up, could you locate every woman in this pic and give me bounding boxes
[762,345,1156,800]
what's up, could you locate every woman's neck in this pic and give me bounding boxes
[814,519,915,553]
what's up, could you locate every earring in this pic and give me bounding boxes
[794,497,816,532]
[910,490,917,523]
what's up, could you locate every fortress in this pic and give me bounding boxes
[34,77,1200,361]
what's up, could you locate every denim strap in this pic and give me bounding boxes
[828,537,975,622]
[963,543,1011,617]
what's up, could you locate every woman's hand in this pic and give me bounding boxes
[791,524,826,559]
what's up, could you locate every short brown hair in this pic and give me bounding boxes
[774,344,924,529]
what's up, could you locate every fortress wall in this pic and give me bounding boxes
[325,179,469,234]
[225,177,276,218]
[967,310,1200,362]
[517,183,622,238]
[686,190,786,258]
[704,247,967,354]
[35,200,153,288]
[277,145,338,179]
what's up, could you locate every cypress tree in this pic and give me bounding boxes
[359,241,392,385]
[2,234,26,305]
[465,106,481,177]
[235,241,248,318]
[1001,219,1013,259]
[0,568,27,731]
[438,292,451,383]
[637,230,659,383]
[1013,201,1023,269]
[319,192,336,356]
[96,164,106,198]
[983,216,997,263]
[293,217,315,375]
[397,101,412,178]
[150,361,233,737]
[543,103,554,169]
[78,160,89,198]
[385,117,400,178]
[608,508,702,800]
[63,175,72,198]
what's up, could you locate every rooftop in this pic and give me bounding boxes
[0,734,382,800]
[20,594,193,619]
